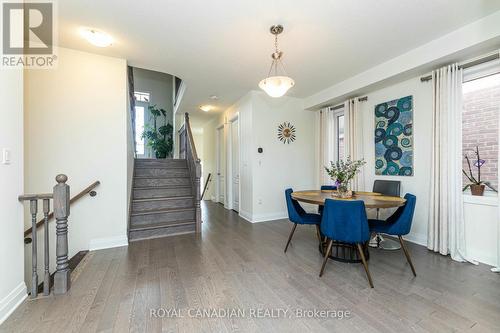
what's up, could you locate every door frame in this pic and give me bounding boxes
[227,114,240,212]
[215,124,225,204]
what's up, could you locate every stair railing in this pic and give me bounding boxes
[19,176,100,298]
[181,113,202,232]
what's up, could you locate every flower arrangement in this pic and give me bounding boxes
[462,146,497,196]
[325,157,366,198]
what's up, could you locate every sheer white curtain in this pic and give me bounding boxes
[344,98,365,190]
[319,107,335,185]
[428,64,476,263]
[493,51,500,273]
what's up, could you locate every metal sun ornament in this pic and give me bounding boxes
[259,25,295,98]
[277,122,296,144]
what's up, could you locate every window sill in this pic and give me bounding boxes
[463,192,498,206]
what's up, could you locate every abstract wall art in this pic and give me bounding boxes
[374,95,413,176]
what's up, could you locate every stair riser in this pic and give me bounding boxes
[133,187,192,199]
[135,168,189,178]
[131,209,196,226]
[132,198,194,212]
[129,223,196,241]
[133,177,191,187]
[135,159,187,167]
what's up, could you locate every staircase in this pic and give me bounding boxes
[129,158,198,241]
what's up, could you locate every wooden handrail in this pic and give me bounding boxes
[201,173,211,200]
[185,113,200,162]
[23,180,100,238]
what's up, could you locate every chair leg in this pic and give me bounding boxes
[315,224,322,243]
[319,239,333,277]
[356,244,374,288]
[398,236,417,277]
[284,223,297,253]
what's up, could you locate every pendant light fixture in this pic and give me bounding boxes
[258,25,295,98]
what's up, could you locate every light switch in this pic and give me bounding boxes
[2,148,11,164]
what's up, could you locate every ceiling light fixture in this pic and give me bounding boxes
[80,28,113,47]
[200,105,213,112]
[258,25,295,98]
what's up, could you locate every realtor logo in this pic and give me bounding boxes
[2,1,57,68]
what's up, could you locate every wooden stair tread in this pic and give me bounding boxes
[133,185,192,190]
[131,207,195,216]
[133,175,190,179]
[132,195,193,203]
[129,220,196,231]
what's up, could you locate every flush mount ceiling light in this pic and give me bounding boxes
[258,25,295,98]
[200,105,213,112]
[80,28,113,47]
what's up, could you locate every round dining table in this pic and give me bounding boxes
[291,190,406,263]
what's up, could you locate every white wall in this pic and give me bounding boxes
[200,119,217,200]
[251,92,316,221]
[0,69,26,324]
[24,47,129,260]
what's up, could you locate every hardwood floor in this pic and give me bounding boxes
[2,201,500,333]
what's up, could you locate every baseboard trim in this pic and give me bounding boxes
[89,235,128,251]
[239,209,253,223]
[403,232,427,247]
[0,282,27,325]
[252,212,288,223]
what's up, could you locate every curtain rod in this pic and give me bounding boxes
[328,96,368,110]
[420,52,500,82]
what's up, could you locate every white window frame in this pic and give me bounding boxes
[332,107,345,163]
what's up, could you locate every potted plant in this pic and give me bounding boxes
[325,157,366,198]
[462,146,497,196]
[142,105,173,159]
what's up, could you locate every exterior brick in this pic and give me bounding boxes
[462,80,500,191]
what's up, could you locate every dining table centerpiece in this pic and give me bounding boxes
[325,157,366,198]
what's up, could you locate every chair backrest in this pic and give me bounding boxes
[373,180,401,196]
[285,188,306,223]
[320,199,370,243]
[385,193,416,235]
[321,185,337,191]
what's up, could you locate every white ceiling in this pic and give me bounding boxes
[57,0,500,124]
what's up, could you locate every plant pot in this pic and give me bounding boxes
[470,184,485,196]
[155,151,167,159]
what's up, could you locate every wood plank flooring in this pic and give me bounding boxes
[2,201,500,333]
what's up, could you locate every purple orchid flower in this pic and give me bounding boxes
[474,159,485,167]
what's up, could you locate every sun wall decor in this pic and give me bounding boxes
[277,122,296,144]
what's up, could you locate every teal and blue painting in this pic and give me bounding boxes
[374,96,413,176]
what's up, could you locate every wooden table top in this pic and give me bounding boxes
[291,190,406,209]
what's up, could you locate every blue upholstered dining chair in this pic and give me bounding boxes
[318,185,337,214]
[319,199,373,288]
[284,188,322,253]
[368,193,417,277]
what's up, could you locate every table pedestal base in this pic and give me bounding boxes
[319,239,370,263]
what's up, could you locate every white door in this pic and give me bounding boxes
[231,118,240,212]
[216,127,225,204]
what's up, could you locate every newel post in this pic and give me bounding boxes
[53,174,71,295]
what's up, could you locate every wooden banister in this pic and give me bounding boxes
[23,180,100,238]
[181,113,202,233]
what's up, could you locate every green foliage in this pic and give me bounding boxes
[142,105,173,159]
[325,157,366,192]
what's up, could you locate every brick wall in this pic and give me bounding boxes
[462,82,500,191]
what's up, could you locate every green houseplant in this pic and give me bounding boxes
[462,146,497,196]
[142,105,173,159]
[325,157,366,198]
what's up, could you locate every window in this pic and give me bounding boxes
[135,106,145,155]
[462,71,500,192]
[134,91,150,102]
[337,114,345,161]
